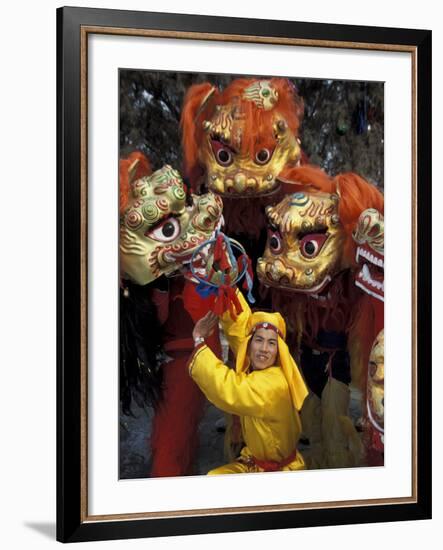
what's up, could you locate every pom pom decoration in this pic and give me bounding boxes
[189,231,255,319]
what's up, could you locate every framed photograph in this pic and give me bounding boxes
[57,6,431,543]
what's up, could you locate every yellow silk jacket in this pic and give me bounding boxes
[189,292,307,470]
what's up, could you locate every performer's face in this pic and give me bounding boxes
[249,328,278,371]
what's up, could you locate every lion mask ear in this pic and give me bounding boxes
[180,82,218,181]
[128,158,140,186]
[119,152,152,214]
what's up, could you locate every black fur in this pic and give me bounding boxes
[119,279,164,416]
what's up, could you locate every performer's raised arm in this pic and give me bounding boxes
[218,290,251,356]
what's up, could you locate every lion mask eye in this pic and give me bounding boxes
[299,233,328,258]
[268,228,283,254]
[255,147,273,165]
[211,140,234,167]
[145,217,181,242]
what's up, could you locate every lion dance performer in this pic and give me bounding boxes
[189,290,308,474]
[119,151,224,477]
[257,166,384,469]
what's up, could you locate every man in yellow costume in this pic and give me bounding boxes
[188,291,308,474]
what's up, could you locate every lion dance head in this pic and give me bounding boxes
[119,152,223,285]
[181,78,304,198]
[257,167,383,297]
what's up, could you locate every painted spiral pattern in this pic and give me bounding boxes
[142,203,160,223]
[125,209,144,230]
[172,186,186,201]
[156,199,169,211]
[290,192,310,207]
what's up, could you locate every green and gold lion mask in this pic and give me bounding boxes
[120,164,223,285]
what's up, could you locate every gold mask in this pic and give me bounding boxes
[257,191,345,295]
[199,82,301,197]
[367,329,384,431]
[120,165,223,285]
[353,208,384,301]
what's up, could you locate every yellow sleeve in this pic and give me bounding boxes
[219,290,251,356]
[189,345,274,418]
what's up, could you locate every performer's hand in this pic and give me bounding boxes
[193,311,218,340]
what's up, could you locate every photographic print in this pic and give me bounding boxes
[118,70,385,479]
[57,7,431,541]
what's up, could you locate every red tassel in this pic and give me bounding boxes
[241,255,254,291]
[212,293,225,317]
[213,234,224,263]
[213,234,231,272]
[229,287,243,318]
[219,250,231,272]
[212,285,243,320]
[248,257,253,279]
[237,257,243,273]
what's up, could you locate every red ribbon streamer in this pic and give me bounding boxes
[212,284,243,320]
[213,233,231,271]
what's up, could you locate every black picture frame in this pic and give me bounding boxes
[57,6,432,543]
